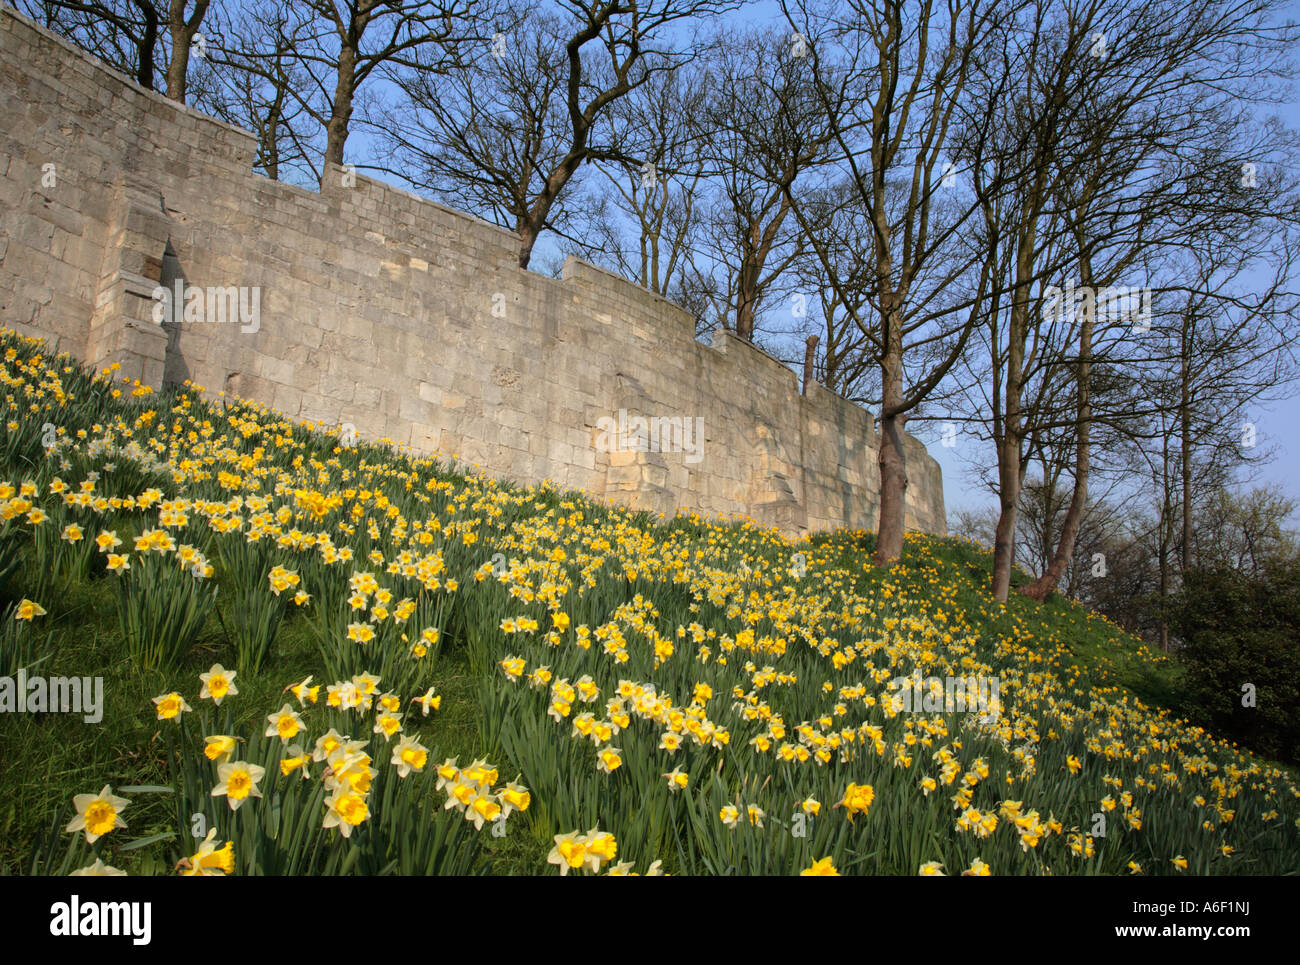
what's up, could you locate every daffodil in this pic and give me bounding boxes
[664,767,688,791]
[285,676,318,706]
[203,734,238,764]
[467,792,503,830]
[801,857,839,876]
[312,728,348,762]
[581,829,617,872]
[178,828,235,876]
[839,782,875,822]
[352,672,381,696]
[199,664,237,705]
[596,746,622,774]
[14,599,46,621]
[435,758,460,791]
[327,749,376,794]
[70,858,127,876]
[391,735,428,777]
[212,761,265,811]
[373,710,403,740]
[346,622,375,644]
[323,789,369,837]
[412,687,441,715]
[152,691,191,722]
[498,781,531,817]
[66,786,129,843]
[461,759,498,786]
[547,831,588,875]
[265,704,305,742]
[280,744,311,779]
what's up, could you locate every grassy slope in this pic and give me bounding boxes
[0,330,1294,875]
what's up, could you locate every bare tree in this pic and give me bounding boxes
[950,0,1300,602]
[190,1,322,182]
[384,1,737,269]
[699,27,832,341]
[555,56,713,301]
[291,0,490,177]
[781,0,1011,567]
[14,0,204,94]
[161,0,208,101]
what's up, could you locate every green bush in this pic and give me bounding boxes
[1173,562,1300,764]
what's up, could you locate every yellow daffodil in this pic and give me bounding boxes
[412,687,441,715]
[323,789,369,837]
[152,691,191,722]
[14,599,46,621]
[199,664,237,705]
[178,828,235,876]
[391,735,429,778]
[203,734,238,764]
[66,786,129,843]
[839,782,875,822]
[801,857,839,876]
[265,704,305,742]
[548,831,588,875]
[212,761,265,811]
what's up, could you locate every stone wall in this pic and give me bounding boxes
[0,6,945,537]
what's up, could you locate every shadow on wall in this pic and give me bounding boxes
[159,240,191,389]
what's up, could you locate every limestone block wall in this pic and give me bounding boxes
[0,6,945,538]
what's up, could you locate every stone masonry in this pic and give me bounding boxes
[0,7,945,537]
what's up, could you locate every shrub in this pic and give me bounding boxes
[1173,562,1300,764]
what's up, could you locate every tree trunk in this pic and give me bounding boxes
[164,0,209,103]
[734,194,790,341]
[1021,317,1091,602]
[165,36,189,102]
[517,150,586,268]
[1179,316,1193,572]
[1158,508,1171,651]
[991,244,1032,602]
[132,0,160,90]
[735,274,757,340]
[872,298,908,567]
[1158,440,1173,652]
[991,432,1022,602]
[802,335,818,395]
[325,44,357,170]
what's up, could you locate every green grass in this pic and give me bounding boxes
[0,559,545,872]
